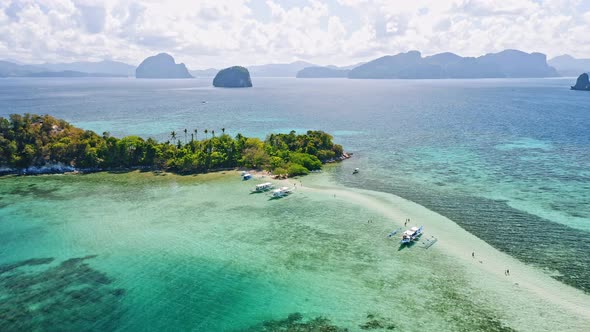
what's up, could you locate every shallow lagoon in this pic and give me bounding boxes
[1,77,590,293]
[1,77,590,330]
[1,171,587,331]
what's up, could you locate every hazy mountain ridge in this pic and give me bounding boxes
[549,55,590,77]
[2,50,572,80]
[347,50,558,79]
[296,67,350,78]
[26,71,127,78]
[247,61,315,77]
[40,60,136,76]
[189,61,320,78]
[0,59,134,77]
[190,68,219,77]
[295,50,560,79]
[0,61,45,77]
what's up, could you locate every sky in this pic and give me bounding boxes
[1,0,590,69]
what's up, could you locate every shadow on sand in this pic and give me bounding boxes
[397,234,423,251]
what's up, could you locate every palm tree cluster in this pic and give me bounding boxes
[1,114,345,177]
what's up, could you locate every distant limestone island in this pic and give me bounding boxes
[0,114,349,177]
[5,49,586,80]
[136,53,193,79]
[571,73,590,91]
[296,49,560,79]
[213,66,252,88]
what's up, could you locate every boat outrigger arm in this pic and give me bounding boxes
[387,227,402,238]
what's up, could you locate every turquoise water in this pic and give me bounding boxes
[1,77,589,291]
[0,172,528,331]
[1,77,590,330]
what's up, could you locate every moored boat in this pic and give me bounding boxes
[271,186,293,198]
[252,182,274,192]
[400,226,423,244]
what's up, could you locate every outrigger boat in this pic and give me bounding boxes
[352,168,359,174]
[271,186,293,198]
[400,226,423,244]
[252,182,274,193]
[387,227,402,238]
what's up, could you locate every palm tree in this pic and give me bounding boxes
[204,129,208,139]
[221,128,225,135]
[212,130,215,137]
[194,129,198,141]
[183,128,188,144]
[191,133,194,142]
[170,131,177,142]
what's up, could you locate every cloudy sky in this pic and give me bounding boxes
[1,0,589,68]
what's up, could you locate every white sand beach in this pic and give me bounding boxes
[274,174,590,330]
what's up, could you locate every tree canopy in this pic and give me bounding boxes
[0,114,345,177]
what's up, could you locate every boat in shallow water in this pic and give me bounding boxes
[271,186,293,198]
[400,226,423,244]
[252,182,274,192]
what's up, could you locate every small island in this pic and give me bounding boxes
[213,66,252,88]
[0,114,349,177]
[571,73,590,91]
[136,53,193,79]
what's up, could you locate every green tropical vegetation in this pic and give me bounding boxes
[0,114,346,176]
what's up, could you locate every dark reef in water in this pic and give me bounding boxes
[243,313,348,331]
[0,255,125,331]
[335,174,590,294]
[359,314,396,330]
[242,313,417,331]
[571,73,590,91]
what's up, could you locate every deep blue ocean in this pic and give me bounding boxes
[1,76,589,292]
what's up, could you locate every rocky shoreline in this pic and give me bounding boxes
[0,153,353,177]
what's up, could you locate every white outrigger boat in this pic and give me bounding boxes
[252,182,274,193]
[271,186,293,198]
[400,226,424,244]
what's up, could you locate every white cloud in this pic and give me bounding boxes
[0,0,589,68]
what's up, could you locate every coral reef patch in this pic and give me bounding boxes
[0,255,125,331]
